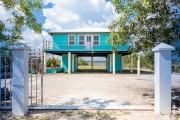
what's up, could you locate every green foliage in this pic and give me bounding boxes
[174,67,180,73]
[0,0,42,51]
[46,58,61,68]
[123,53,153,70]
[107,0,180,57]
[78,57,88,65]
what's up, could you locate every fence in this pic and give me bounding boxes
[0,54,12,109]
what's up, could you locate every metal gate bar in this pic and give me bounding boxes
[0,54,12,109]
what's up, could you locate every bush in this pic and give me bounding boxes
[46,58,61,67]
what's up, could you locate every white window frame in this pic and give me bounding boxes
[78,35,85,46]
[93,35,100,46]
[68,34,75,46]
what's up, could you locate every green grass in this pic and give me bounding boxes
[78,65,106,70]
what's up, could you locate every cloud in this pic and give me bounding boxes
[42,0,118,31]
[21,28,52,50]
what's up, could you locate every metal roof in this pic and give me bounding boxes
[49,27,110,35]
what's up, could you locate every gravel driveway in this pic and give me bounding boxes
[28,70,180,109]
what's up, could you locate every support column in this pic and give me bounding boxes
[68,52,71,74]
[152,43,175,114]
[113,53,115,74]
[44,52,47,74]
[106,57,107,71]
[91,56,93,70]
[77,57,78,70]
[110,54,112,72]
[130,54,133,73]
[137,53,140,75]
[51,54,54,59]
[61,56,62,67]
[72,54,74,72]
[122,56,124,70]
[9,43,30,116]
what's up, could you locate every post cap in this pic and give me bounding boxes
[152,43,175,52]
[9,42,30,50]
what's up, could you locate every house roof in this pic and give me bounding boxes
[49,27,110,35]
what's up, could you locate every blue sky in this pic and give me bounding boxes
[0,0,117,49]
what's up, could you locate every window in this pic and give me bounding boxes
[79,35,85,45]
[68,35,75,46]
[93,35,99,45]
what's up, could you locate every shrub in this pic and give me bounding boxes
[46,58,61,67]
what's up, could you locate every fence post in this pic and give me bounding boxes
[152,43,175,114]
[9,43,30,116]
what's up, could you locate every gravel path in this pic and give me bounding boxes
[29,72,155,108]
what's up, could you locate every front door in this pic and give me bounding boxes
[86,35,92,50]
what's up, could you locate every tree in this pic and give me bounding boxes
[106,0,180,66]
[78,57,88,65]
[0,0,42,52]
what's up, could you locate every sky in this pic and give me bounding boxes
[0,0,118,50]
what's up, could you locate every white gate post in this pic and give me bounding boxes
[9,43,30,116]
[152,43,175,114]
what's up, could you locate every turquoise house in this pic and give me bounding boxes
[44,28,130,73]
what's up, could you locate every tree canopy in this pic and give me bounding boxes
[107,0,180,57]
[0,0,42,52]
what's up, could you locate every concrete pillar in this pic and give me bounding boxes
[113,53,115,74]
[72,54,74,72]
[44,52,47,73]
[130,54,133,73]
[51,54,54,59]
[68,52,71,74]
[9,43,30,116]
[106,57,107,71]
[122,56,124,70]
[91,56,93,69]
[61,56,62,67]
[137,53,140,75]
[110,54,112,72]
[77,57,78,70]
[152,43,175,114]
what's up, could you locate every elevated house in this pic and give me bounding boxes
[44,28,130,74]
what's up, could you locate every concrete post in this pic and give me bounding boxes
[106,57,107,71]
[77,57,78,70]
[113,53,115,74]
[72,54,74,72]
[91,56,93,70]
[152,43,175,114]
[130,54,133,73]
[9,43,30,116]
[61,56,62,67]
[122,56,124,70]
[51,54,54,59]
[68,52,71,74]
[44,52,47,73]
[109,54,112,72]
[137,53,140,75]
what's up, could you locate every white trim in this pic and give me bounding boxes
[68,34,76,46]
[78,34,85,46]
[93,34,100,46]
